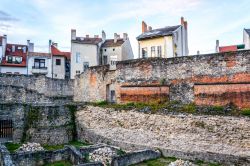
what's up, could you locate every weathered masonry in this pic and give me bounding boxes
[74,50,250,108]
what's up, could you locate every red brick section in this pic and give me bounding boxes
[120,86,169,103]
[194,84,250,108]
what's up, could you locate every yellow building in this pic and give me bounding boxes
[137,17,188,58]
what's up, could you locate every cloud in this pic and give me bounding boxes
[0,10,19,21]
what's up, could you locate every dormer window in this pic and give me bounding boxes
[6,56,22,64]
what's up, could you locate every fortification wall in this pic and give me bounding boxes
[74,50,250,108]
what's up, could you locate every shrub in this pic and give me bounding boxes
[5,142,21,153]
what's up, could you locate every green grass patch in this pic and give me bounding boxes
[43,144,64,151]
[4,142,21,153]
[44,161,72,166]
[241,108,250,117]
[43,140,91,151]
[68,140,91,148]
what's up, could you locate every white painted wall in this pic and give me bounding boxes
[243,30,250,49]
[27,56,52,77]
[53,56,65,79]
[0,66,27,74]
[121,39,134,60]
[71,42,99,79]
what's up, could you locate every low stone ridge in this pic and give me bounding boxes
[169,159,196,166]
[76,106,250,164]
[16,142,44,152]
[89,147,116,165]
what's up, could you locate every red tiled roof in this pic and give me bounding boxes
[51,45,71,59]
[1,43,27,67]
[219,45,237,53]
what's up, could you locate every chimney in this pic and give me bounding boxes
[117,34,120,39]
[216,40,219,53]
[181,17,185,25]
[114,33,118,43]
[123,33,128,41]
[27,40,34,52]
[71,29,76,40]
[49,39,52,53]
[184,21,188,30]
[12,45,15,52]
[86,35,89,38]
[102,30,106,41]
[2,35,7,57]
[53,42,58,47]
[197,50,200,55]
[142,21,147,33]
[148,26,152,31]
[94,35,99,38]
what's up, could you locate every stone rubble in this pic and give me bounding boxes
[169,159,196,166]
[16,142,44,152]
[76,106,250,157]
[89,147,116,165]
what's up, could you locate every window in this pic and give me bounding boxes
[151,46,155,57]
[157,46,162,57]
[76,70,81,74]
[76,52,80,63]
[6,56,22,64]
[12,45,15,52]
[113,48,115,51]
[110,55,117,66]
[56,59,61,65]
[103,55,108,65]
[83,62,89,71]
[34,59,45,69]
[104,49,107,52]
[110,90,116,103]
[142,48,147,58]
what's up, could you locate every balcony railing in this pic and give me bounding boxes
[32,66,47,69]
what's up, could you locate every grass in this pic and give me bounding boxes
[43,140,91,151]
[4,142,21,153]
[241,108,250,117]
[43,161,72,166]
[90,101,250,118]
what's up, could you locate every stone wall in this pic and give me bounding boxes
[74,50,250,108]
[111,150,161,166]
[0,103,75,144]
[0,74,74,103]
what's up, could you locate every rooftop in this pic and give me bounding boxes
[101,39,124,47]
[137,25,181,41]
[245,29,250,36]
[72,37,102,45]
[51,45,71,59]
[28,52,51,57]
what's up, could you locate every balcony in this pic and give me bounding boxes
[31,66,48,74]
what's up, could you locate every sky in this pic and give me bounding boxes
[0,0,250,57]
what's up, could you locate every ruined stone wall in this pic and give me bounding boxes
[0,74,74,103]
[0,103,75,145]
[73,65,116,102]
[74,50,250,108]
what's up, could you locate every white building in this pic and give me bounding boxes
[136,17,188,58]
[243,29,250,49]
[70,29,134,79]
[101,32,134,70]
[27,52,52,77]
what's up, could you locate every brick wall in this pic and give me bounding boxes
[74,50,250,108]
